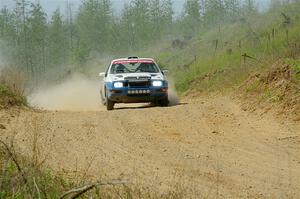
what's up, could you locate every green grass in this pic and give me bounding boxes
[0,84,27,108]
[157,2,300,95]
[261,89,282,103]
[0,148,185,199]
[285,58,300,80]
[0,153,70,199]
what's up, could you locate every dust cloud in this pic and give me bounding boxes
[29,74,102,111]
[29,73,180,111]
[167,79,180,106]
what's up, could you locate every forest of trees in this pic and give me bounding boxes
[0,0,294,84]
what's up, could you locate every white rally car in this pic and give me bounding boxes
[99,57,169,110]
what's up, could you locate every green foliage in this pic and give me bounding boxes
[0,0,178,86]
[294,67,300,80]
[0,84,27,108]
[48,9,67,68]
[261,89,281,103]
[182,0,201,33]
[0,156,67,199]
[285,59,300,80]
[243,0,257,16]
[157,1,300,94]
[1,0,299,91]
[76,0,113,53]
[204,0,225,26]
[224,0,241,20]
[0,153,186,199]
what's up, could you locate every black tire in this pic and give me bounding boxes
[100,90,106,105]
[106,98,114,110]
[159,97,169,107]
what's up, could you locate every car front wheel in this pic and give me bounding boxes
[100,90,106,105]
[151,97,169,107]
[106,98,114,110]
[159,97,169,107]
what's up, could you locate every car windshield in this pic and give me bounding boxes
[110,60,160,74]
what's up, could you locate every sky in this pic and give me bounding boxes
[0,0,270,18]
[0,0,183,13]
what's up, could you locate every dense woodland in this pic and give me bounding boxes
[0,0,296,84]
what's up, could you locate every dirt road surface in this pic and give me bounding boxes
[1,95,300,198]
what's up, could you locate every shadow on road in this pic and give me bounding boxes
[113,102,188,110]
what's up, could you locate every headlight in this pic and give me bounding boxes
[152,81,163,87]
[114,82,123,88]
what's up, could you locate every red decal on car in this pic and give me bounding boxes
[113,60,154,64]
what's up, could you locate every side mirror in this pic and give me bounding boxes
[99,72,105,77]
[162,70,169,75]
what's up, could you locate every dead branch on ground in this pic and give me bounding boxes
[0,140,28,185]
[59,179,127,199]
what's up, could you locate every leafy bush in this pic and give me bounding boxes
[0,84,27,108]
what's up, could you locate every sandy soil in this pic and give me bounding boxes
[0,95,300,198]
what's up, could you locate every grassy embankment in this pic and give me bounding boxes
[157,3,300,95]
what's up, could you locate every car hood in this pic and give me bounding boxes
[107,73,165,82]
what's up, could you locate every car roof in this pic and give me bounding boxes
[111,57,155,63]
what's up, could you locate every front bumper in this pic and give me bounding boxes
[107,87,168,103]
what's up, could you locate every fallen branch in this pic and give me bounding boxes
[0,140,28,185]
[59,179,127,199]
